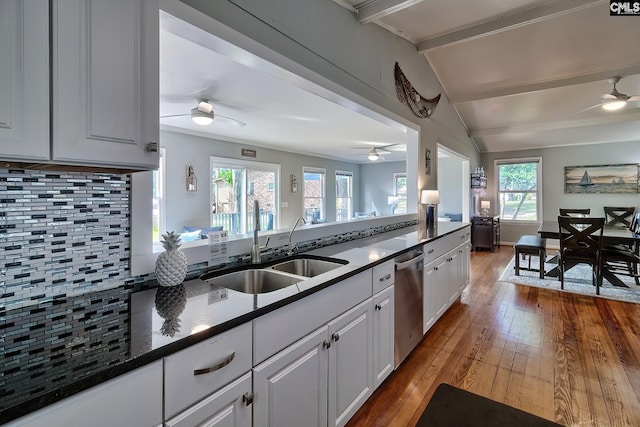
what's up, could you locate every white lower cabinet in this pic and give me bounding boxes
[328,299,374,427]
[254,296,384,427]
[5,361,163,427]
[373,285,394,389]
[423,228,471,334]
[165,372,252,427]
[253,326,329,427]
[163,323,253,427]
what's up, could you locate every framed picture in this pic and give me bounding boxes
[425,149,431,176]
[564,163,639,194]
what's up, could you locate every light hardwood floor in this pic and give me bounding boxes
[347,247,640,427]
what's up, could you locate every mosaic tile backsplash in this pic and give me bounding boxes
[0,169,131,310]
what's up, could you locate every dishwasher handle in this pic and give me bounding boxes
[395,252,424,270]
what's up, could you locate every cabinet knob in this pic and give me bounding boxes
[332,333,340,342]
[145,142,158,152]
[375,304,382,311]
[243,392,254,406]
[323,340,331,349]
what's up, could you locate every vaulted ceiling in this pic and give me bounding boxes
[336,0,640,152]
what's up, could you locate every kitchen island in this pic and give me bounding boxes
[2,222,470,426]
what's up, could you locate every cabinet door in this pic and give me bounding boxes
[446,249,461,306]
[433,256,450,318]
[0,1,49,161]
[165,372,251,427]
[423,259,438,334]
[459,243,471,292]
[253,326,329,427]
[327,299,374,427]
[52,0,159,170]
[373,285,394,389]
[6,361,162,427]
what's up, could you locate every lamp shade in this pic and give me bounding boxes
[420,190,440,205]
[480,200,491,209]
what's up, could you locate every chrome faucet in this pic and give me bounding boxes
[287,217,307,256]
[251,200,269,264]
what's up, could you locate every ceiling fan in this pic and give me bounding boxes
[348,144,405,161]
[600,77,640,111]
[160,99,247,127]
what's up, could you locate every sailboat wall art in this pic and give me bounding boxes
[565,164,640,194]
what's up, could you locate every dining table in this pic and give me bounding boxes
[537,220,640,288]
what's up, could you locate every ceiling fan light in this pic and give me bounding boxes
[368,150,379,161]
[191,107,214,125]
[602,99,626,111]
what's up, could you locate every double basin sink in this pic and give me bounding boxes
[200,256,349,295]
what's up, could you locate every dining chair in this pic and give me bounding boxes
[559,208,591,217]
[604,206,635,228]
[557,216,604,294]
[600,209,640,287]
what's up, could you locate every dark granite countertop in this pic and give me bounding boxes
[0,222,469,424]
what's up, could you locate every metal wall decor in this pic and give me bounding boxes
[394,62,441,118]
[564,163,640,194]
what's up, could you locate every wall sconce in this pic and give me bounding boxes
[186,166,197,192]
[480,200,491,216]
[420,190,440,232]
[290,174,298,193]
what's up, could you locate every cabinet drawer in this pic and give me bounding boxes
[372,260,394,294]
[423,239,446,264]
[164,322,252,418]
[253,270,372,365]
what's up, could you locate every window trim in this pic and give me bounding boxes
[494,157,542,224]
[210,156,281,235]
[335,170,353,221]
[303,166,326,222]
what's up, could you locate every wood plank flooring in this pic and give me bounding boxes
[346,248,640,427]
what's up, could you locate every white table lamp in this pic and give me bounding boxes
[480,200,490,215]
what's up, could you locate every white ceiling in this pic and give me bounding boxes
[338,0,640,152]
[159,12,410,164]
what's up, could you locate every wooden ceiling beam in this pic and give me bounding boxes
[448,65,640,104]
[470,110,640,137]
[417,0,605,53]
[357,0,425,24]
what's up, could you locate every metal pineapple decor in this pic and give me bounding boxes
[155,231,188,287]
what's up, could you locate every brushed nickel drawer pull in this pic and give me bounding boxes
[193,352,235,376]
[379,273,391,282]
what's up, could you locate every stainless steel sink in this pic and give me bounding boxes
[268,257,347,277]
[205,269,301,294]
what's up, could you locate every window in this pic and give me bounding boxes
[393,173,407,214]
[303,167,325,223]
[152,148,166,243]
[496,158,541,221]
[211,157,280,235]
[335,171,353,221]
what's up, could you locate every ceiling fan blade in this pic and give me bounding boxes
[216,114,247,127]
[628,95,640,102]
[602,94,617,99]
[572,104,601,115]
[160,113,190,119]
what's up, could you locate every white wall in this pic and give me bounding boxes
[360,161,406,216]
[481,140,640,243]
[437,156,463,217]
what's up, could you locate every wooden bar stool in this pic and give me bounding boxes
[514,235,546,279]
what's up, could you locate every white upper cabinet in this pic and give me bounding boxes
[51,0,159,170]
[0,1,50,161]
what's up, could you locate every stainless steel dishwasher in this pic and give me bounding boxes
[394,248,425,368]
